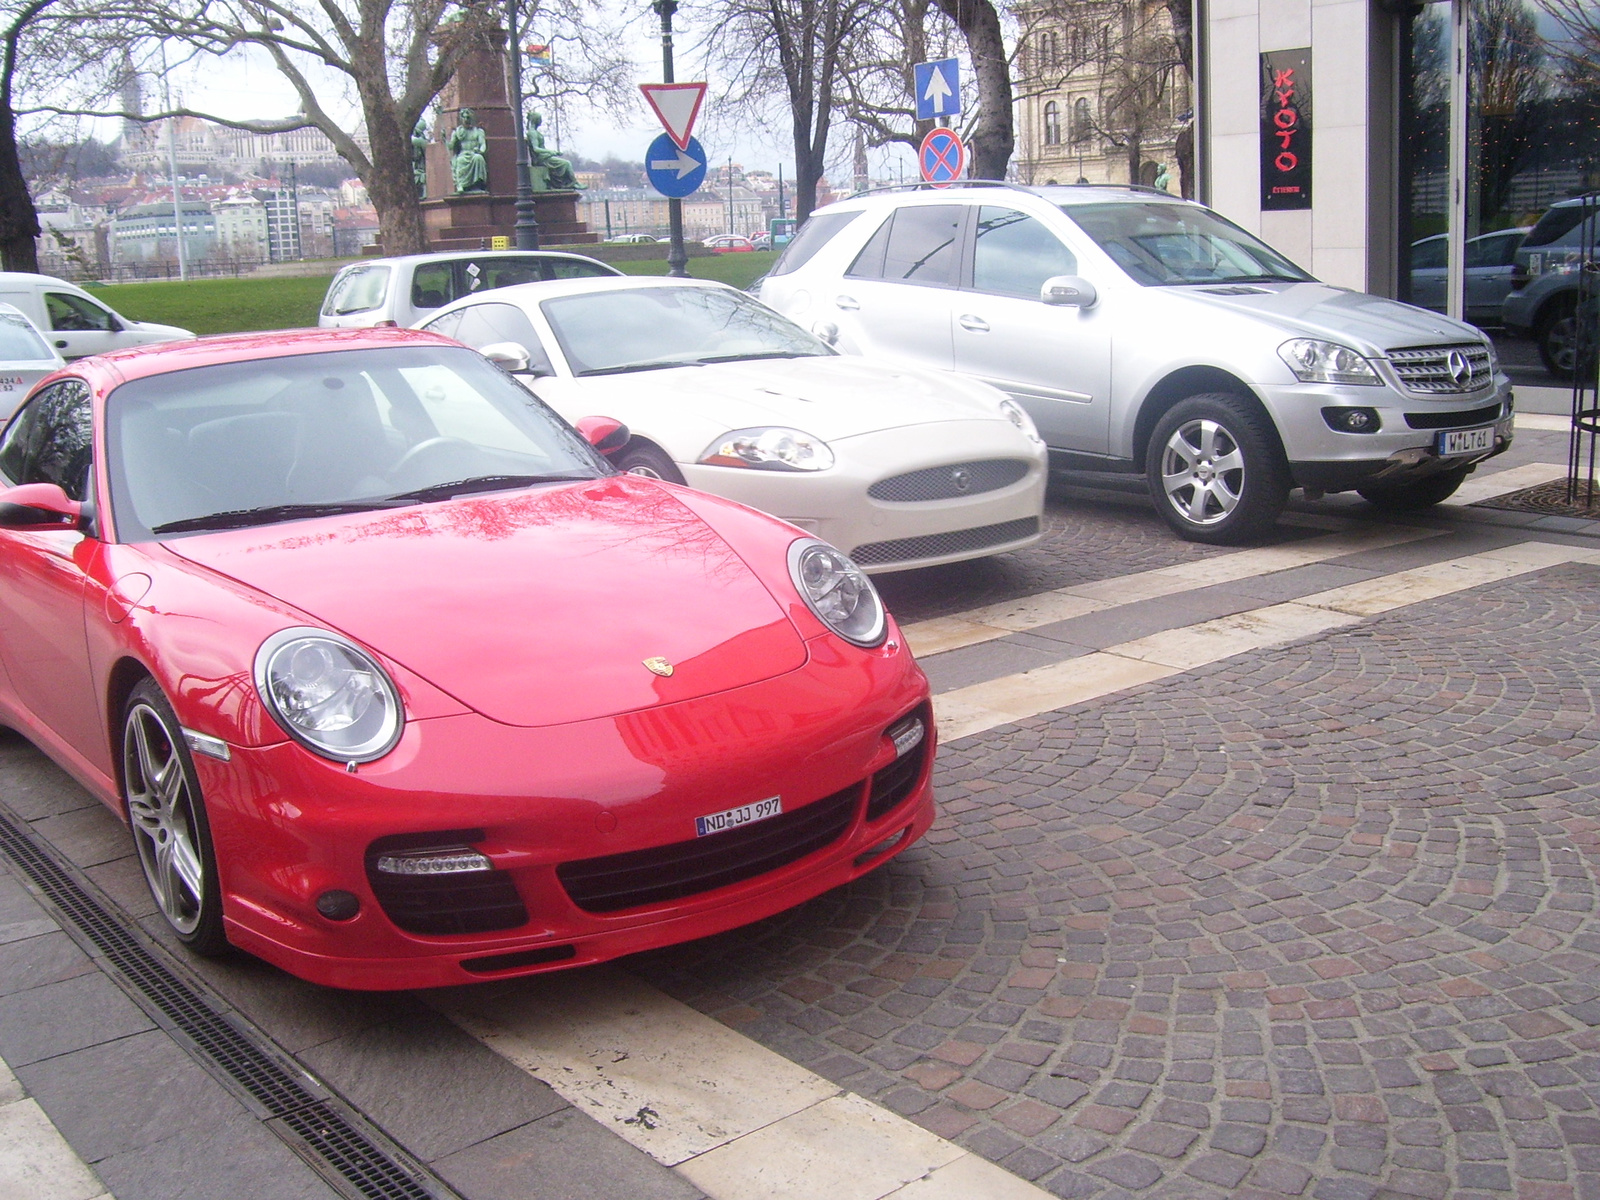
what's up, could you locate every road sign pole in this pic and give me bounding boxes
[653,0,688,277]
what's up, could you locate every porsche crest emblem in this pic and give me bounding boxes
[643,656,675,677]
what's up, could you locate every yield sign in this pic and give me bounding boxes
[639,82,707,151]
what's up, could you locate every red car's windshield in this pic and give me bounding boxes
[105,345,609,540]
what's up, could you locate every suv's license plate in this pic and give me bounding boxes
[696,796,782,837]
[1438,426,1495,456]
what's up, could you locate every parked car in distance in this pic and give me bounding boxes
[417,275,1048,572]
[761,183,1514,544]
[749,232,774,250]
[1503,195,1597,379]
[604,234,660,244]
[1407,227,1529,326]
[0,327,935,989]
[0,302,64,418]
[0,272,192,360]
[318,251,621,330]
[704,234,756,254]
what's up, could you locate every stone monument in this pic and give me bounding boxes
[421,26,595,249]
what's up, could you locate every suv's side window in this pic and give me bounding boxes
[411,263,456,311]
[849,206,963,286]
[971,207,1078,299]
[0,379,93,500]
[45,292,116,333]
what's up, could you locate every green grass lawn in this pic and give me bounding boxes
[94,250,780,337]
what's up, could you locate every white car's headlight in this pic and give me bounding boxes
[998,399,1043,443]
[700,427,834,471]
[254,628,403,763]
[788,540,886,647]
[1278,338,1382,386]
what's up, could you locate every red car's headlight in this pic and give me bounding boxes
[254,628,404,763]
[787,540,886,648]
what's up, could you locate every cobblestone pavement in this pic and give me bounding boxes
[634,560,1600,1200]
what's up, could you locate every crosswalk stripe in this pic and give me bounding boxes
[931,540,1600,741]
[1515,413,1570,432]
[902,524,1443,658]
[434,967,1054,1199]
[0,1056,112,1200]
[1446,461,1570,505]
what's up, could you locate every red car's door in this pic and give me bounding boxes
[0,378,102,762]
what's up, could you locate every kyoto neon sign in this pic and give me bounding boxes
[1261,49,1312,211]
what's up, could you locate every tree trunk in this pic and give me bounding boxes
[1174,123,1194,198]
[932,0,1013,179]
[357,86,428,254]
[0,95,38,273]
[1127,129,1143,186]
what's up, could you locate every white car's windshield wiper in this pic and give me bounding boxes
[152,500,401,534]
[576,359,706,376]
[379,473,597,503]
[692,350,826,365]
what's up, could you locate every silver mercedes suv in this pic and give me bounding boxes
[759,183,1514,544]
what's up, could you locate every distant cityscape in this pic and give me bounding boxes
[26,115,836,280]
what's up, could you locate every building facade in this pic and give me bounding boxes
[1015,0,1191,189]
[110,200,217,264]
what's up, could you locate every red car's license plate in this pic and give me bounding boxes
[695,796,782,837]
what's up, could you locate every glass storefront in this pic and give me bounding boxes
[1399,0,1599,384]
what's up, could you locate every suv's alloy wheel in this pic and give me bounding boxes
[1146,393,1289,545]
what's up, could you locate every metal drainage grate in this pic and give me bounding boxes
[0,807,453,1200]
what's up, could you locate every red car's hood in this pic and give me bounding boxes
[165,476,808,727]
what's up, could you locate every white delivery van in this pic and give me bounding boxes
[0,273,193,360]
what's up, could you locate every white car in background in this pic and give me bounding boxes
[0,302,63,418]
[0,273,192,360]
[318,250,621,330]
[416,276,1047,572]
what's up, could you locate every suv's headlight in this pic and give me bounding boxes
[700,427,834,471]
[788,540,886,647]
[998,399,1042,443]
[254,628,403,762]
[1279,338,1382,385]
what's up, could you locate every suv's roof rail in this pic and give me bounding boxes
[844,179,1182,201]
[845,179,1037,200]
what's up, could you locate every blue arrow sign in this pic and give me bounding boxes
[645,133,707,198]
[913,58,961,121]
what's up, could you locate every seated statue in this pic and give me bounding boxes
[448,109,489,194]
[526,111,582,192]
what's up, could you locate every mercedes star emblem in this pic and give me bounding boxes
[1447,350,1471,386]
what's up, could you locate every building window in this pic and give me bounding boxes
[1072,97,1093,145]
[1044,101,1062,147]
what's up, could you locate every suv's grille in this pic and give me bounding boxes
[1387,343,1494,394]
[868,459,1031,503]
[557,784,860,913]
[850,517,1040,567]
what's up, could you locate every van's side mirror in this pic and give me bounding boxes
[0,482,83,529]
[1040,276,1098,308]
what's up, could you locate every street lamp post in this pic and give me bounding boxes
[653,0,689,277]
[506,0,541,249]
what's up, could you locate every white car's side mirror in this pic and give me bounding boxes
[812,321,840,346]
[1041,276,1098,308]
[481,342,531,372]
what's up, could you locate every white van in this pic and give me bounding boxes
[0,273,193,360]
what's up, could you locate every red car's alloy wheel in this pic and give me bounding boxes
[123,680,229,954]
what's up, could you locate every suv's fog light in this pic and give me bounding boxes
[1322,406,1381,434]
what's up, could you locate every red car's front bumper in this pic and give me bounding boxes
[198,634,934,990]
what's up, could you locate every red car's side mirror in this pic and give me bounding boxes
[575,416,630,457]
[0,482,83,529]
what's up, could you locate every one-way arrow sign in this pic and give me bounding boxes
[639,82,707,151]
[645,133,707,197]
[913,58,961,121]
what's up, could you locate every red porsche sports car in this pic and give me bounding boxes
[0,328,934,989]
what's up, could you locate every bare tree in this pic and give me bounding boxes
[1475,0,1546,221]
[701,0,870,223]
[0,0,56,269]
[928,0,1011,178]
[1538,0,1600,91]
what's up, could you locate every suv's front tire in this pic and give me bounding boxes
[1146,393,1289,545]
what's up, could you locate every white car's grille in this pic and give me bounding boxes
[1387,343,1494,395]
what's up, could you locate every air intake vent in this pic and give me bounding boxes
[558,784,860,912]
[365,830,528,936]
[850,517,1040,568]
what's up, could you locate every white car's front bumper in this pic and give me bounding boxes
[680,419,1048,573]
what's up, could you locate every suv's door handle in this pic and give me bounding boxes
[958,314,990,333]
[834,295,860,311]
